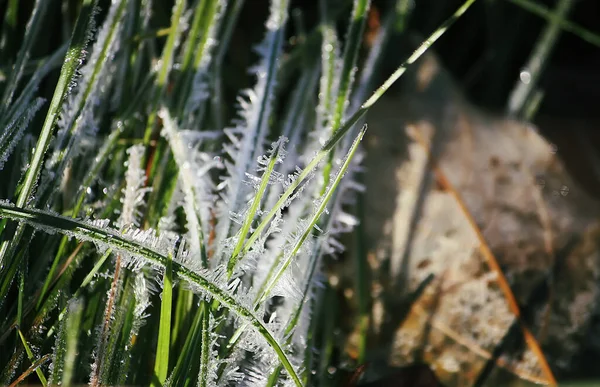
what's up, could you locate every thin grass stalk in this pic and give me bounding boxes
[507,0,574,116]
[17,328,47,386]
[228,138,284,276]
[321,0,370,191]
[154,253,174,386]
[507,0,600,48]
[7,354,50,387]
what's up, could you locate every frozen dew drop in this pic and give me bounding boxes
[519,69,531,85]
[536,177,546,189]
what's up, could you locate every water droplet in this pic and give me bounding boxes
[536,178,546,189]
[102,187,108,195]
[86,187,92,195]
[549,143,558,154]
[327,366,337,375]
[324,44,333,53]
[519,70,531,84]
[560,185,569,196]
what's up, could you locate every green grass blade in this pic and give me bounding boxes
[507,0,600,48]
[228,138,285,276]
[143,0,187,146]
[507,0,574,116]
[159,109,209,266]
[243,0,478,254]
[255,125,366,306]
[17,328,47,386]
[330,0,370,133]
[154,253,174,386]
[197,301,211,387]
[0,0,99,276]
[0,204,303,387]
[14,0,97,209]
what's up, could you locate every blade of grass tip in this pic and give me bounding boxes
[142,0,186,147]
[0,0,98,269]
[256,125,365,306]
[17,328,47,386]
[0,0,50,119]
[321,0,370,191]
[153,253,174,386]
[507,0,574,116]
[7,354,51,387]
[0,204,304,387]
[243,0,479,254]
[227,138,285,276]
[507,0,600,49]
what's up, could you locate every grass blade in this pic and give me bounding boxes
[17,328,47,386]
[0,203,304,387]
[154,253,174,386]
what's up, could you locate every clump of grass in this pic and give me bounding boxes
[0,0,476,385]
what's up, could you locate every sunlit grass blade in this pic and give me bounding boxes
[17,328,47,386]
[154,253,174,386]
[255,125,365,306]
[507,0,600,48]
[507,0,574,116]
[48,298,84,386]
[228,138,285,276]
[329,0,370,133]
[0,204,304,387]
[242,0,478,255]
[197,302,211,387]
[160,108,209,266]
